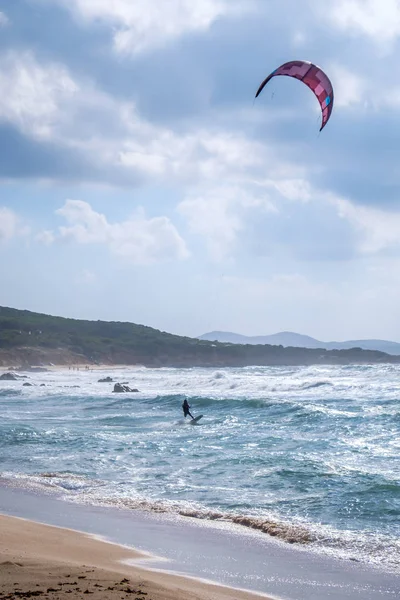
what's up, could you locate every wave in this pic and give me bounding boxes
[1,471,399,571]
[138,394,302,412]
[38,471,99,491]
[183,510,313,544]
[56,489,400,570]
[0,470,313,546]
[84,392,377,425]
[0,471,103,492]
[0,388,21,397]
[0,425,41,445]
[95,415,143,426]
[301,381,334,390]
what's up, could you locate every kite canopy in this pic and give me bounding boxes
[255,60,334,131]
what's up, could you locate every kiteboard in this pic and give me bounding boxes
[189,415,203,425]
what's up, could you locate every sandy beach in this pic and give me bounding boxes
[0,514,272,600]
[0,364,136,373]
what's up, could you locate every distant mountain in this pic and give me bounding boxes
[198,331,400,356]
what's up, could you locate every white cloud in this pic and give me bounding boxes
[0,207,30,242]
[119,129,266,182]
[334,196,400,254]
[269,178,312,202]
[7,48,396,269]
[54,0,252,55]
[0,51,78,139]
[35,230,55,245]
[0,207,19,242]
[0,11,9,26]
[325,0,400,48]
[0,50,272,190]
[178,185,276,261]
[326,62,400,112]
[254,180,400,258]
[55,200,189,264]
[328,65,367,108]
[178,189,243,261]
[188,175,400,261]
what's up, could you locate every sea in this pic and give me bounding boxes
[0,364,399,576]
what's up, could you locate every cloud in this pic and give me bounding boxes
[178,188,243,261]
[35,230,55,245]
[190,178,400,263]
[334,196,400,254]
[0,51,78,140]
[247,179,400,259]
[0,207,19,242]
[326,62,400,113]
[0,49,270,187]
[53,0,252,55]
[328,65,367,108]
[178,185,277,261]
[268,178,313,203]
[119,128,266,182]
[53,199,189,264]
[0,122,97,181]
[325,0,400,49]
[0,11,9,26]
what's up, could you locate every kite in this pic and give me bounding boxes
[255,60,334,131]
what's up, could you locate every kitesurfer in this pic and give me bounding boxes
[182,398,194,419]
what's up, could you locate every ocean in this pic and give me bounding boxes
[1,364,399,574]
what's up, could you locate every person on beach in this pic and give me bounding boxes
[182,398,194,419]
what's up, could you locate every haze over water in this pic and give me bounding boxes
[1,364,399,573]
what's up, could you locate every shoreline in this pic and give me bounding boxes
[0,364,141,373]
[1,483,399,600]
[0,513,273,600]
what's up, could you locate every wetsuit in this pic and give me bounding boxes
[182,399,194,419]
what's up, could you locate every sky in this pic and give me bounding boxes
[1,0,400,341]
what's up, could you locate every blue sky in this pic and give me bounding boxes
[1,0,400,341]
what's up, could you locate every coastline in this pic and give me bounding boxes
[0,483,399,600]
[0,364,139,373]
[0,513,272,600]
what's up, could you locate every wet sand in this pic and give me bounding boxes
[0,514,272,600]
[1,485,399,600]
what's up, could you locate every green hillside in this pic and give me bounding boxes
[0,306,399,367]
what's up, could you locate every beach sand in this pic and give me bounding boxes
[0,364,137,373]
[0,514,272,600]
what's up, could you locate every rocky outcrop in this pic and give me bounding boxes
[99,377,113,383]
[0,372,19,381]
[112,383,139,393]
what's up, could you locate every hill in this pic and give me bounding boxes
[0,306,399,368]
[199,331,400,356]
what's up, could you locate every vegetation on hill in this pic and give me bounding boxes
[0,306,399,367]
